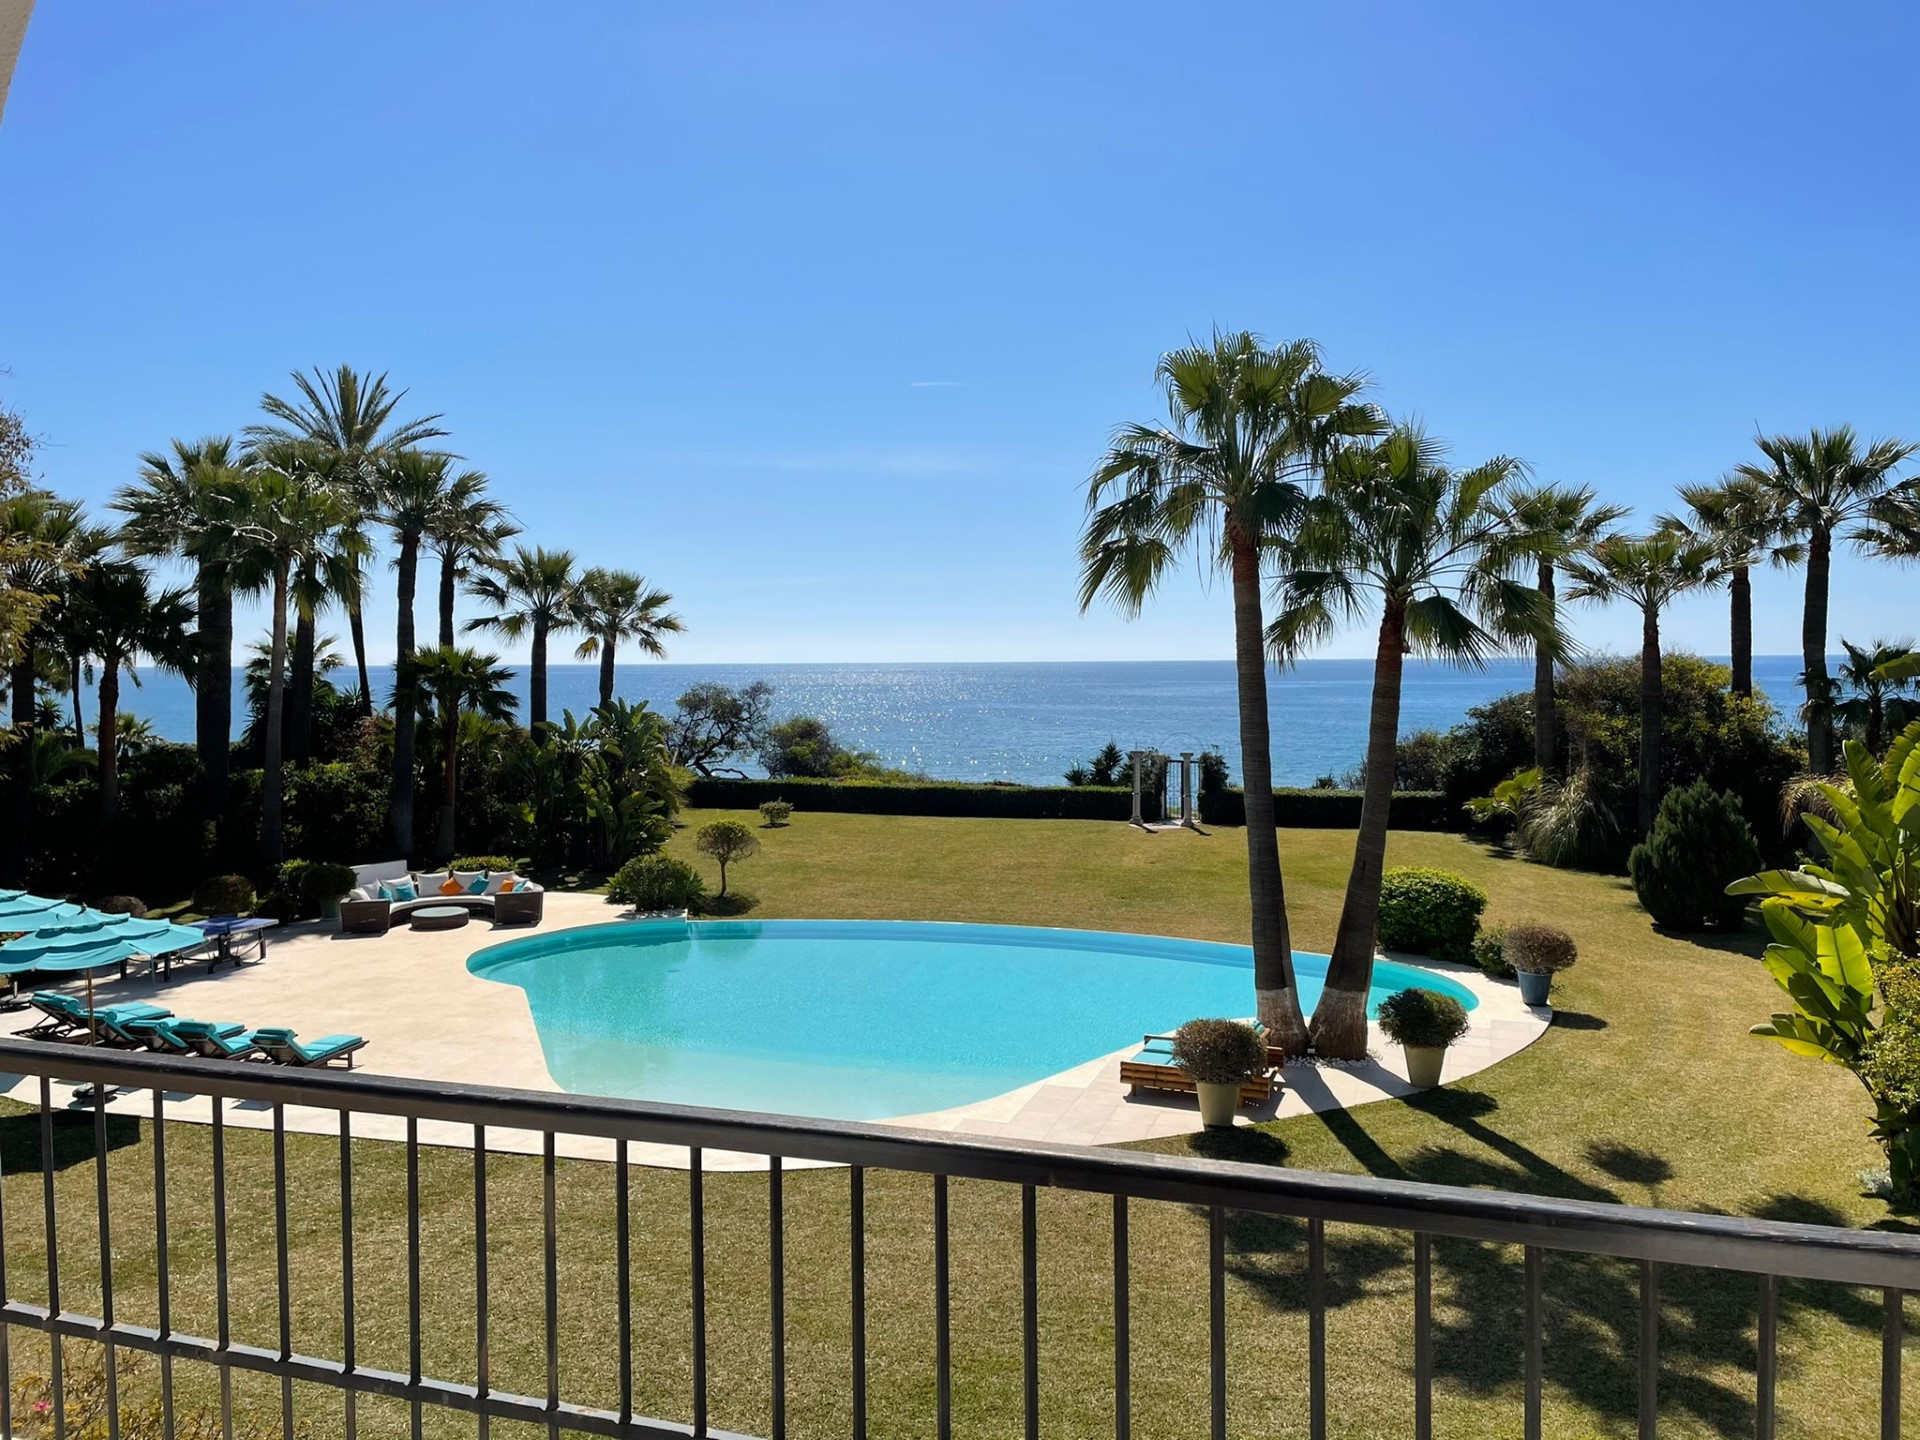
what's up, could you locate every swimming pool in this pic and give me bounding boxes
[468,919,1478,1121]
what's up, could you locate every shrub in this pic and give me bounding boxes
[687,776,1134,821]
[1504,922,1578,975]
[1170,1018,1268,1083]
[1377,989,1472,1049]
[1375,867,1488,965]
[1472,929,1513,979]
[91,894,148,918]
[1628,779,1762,931]
[1196,787,1456,830]
[452,855,517,874]
[608,853,707,912]
[300,861,358,902]
[696,820,759,896]
[192,873,255,917]
[758,799,793,828]
[1516,766,1623,870]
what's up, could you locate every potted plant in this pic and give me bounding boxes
[301,862,360,921]
[1377,988,1471,1088]
[1504,922,1578,1007]
[1170,1018,1268,1127]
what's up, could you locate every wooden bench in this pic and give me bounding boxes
[1119,1033,1278,1107]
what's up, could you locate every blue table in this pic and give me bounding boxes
[182,917,279,975]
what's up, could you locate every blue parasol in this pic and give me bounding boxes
[0,916,208,1037]
[0,891,89,928]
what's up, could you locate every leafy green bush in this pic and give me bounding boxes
[1472,929,1512,979]
[300,861,357,902]
[452,856,517,874]
[1628,780,1762,931]
[1505,922,1578,975]
[758,799,793,827]
[192,873,256,916]
[1196,787,1455,830]
[688,776,1134,821]
[696,820,759,896]
[1515,766,1624,870]
[607,853,707,912]
[1170,1018,1268,1083]
[91,894,148,918]
[1375,867,1488,965]
[1376,989,1472,1049]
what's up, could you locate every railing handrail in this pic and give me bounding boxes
[3,1036,1914,1289]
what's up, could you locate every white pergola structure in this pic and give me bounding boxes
[1127,748,1200,831]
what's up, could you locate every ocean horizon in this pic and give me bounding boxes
[75,655,1814,789]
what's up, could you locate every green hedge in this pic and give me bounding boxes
[1197,787,1458,831]
[686,777,1134,820]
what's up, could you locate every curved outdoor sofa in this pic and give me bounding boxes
[340,860,545,935]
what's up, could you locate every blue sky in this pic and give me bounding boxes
[2,1,1916,664]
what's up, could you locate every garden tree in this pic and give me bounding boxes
[1268,424,1557,1058]
[760,714,891,779]
[285,515,371,767]
[1079,332,1382,1055]
[1563,531,1721,839]
[0,397,50,669]
[425,470,517,648]
[247,365,447,714]
[410,646,517,863]
[503,703,679,871]
[572,567,683,708]
[114,437,261,819]
[1626,779,1762,931]
[667,680,775,777]
[239,635,360,764]
[1505,482,1625,771]
[1659,475,1797,697]
[1733,427,1919,773]
[1066,740,1128,787]
[1833,639,1917,757]
[466,544,580,735]
[696,818,759,897]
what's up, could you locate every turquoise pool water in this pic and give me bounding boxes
[468,920,1478,1121]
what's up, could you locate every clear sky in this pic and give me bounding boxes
[2,1,1916,664]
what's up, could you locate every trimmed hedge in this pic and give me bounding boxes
[1197,787,1458,831]
[686,778,1134,820]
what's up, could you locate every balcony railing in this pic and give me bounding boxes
[0,1035,1914,1439]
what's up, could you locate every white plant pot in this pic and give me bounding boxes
[1404,1044,1447,1088]
[1195,1079,1241,1128]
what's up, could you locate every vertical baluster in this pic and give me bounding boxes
[92,1084,118,1440]
[1208,1205,1226,1440]
[770,1156,786,1440]
[1524,1246,1543,1440]
[407,1117,422,1440]
[543,1131,558,1439]
[934,1175,951,1440]
[1112,1194,1128,1440]
[1,1092,11,1440]
[1639,1259,1659,1439]
[339,1110,355,1440]
[212,1096,231,1440]
[1755,1274,1777,1440]
[1308,1217,1326,1440]
[1884,1287,1904,1440]
[691,1148,707,1437]
[852,1165,867,1440]
[152,1090,173,1440]
[274,1105,292,1439]
[1022,1183,1038,1440]
[1413,1234,1432,1440]
[474,1124,489,1440]
[618,1140,633,1430]
[40,1076,65,1439]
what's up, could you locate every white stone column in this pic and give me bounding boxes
[1179,751,1195,825]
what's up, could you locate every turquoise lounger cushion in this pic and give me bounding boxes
[299,1034,362,1054]
[100,1001,169,1022]
[1130,1044,1178,1065]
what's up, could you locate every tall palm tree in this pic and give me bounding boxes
[113,437,258,817]
[573,567,683,708]
[425,471,517,647]
[1269,425,1557,1058]
[1659,475,1798,697]
[1733,427,1918,771]
[1834,638,1917,756]
[411,646,518,862]
[1079,332,1383,1055]
[1563,532,1721,838]
[246,366,447,714]
[1505,484,1626,771]
[466,545,581,736]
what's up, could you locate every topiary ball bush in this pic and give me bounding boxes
[758,799,794,828]
[1504,922,1578,975]
[1627,779,1762,932]
[608,854,708,913]
[1377,988,1472,1049]
[1375,867,1488,965]
[299,861,358,902]
[192,874,256,917]
[1170,1018,1268,1084]
[92,895,148,919]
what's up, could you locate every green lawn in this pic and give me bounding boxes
[1,811,1908,1439]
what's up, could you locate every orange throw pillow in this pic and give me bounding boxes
[498,878,518,893]
[439,877,463,896]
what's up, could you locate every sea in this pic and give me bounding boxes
[85,656,1812,788]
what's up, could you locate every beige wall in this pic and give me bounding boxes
[0,0,33,128]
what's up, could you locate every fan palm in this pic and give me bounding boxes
[573,567,683,708]
[1659,475,1798,696]
[1079,331,1383,1055]
[1834,638,1917,756]
[1505,483,1626,770]
[286,521,372,765]
[1268,425,1558,1057]
[1733,427,1919,770]
[409,646,517,862]
[1563,532,1722,838]
[425,471,517,647]
[465,545,580,735]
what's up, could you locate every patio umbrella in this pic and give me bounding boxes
[0,891,88,927]
[0,918,208,1037]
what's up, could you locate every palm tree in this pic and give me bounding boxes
[1079,332,1383,1055]
[411,646,518,862]
[1269,425,1557,1058]
[1733,427,1918,771]
[113,437,259,817]
[1659,475,1798,697]
[466,545,581,735]
[1563,532,1721,838]
[1834,638,1917,756]
[573,567,684,708]
[285,521,371,765]
[425,471,517,648]
[1505,484,1626,770]
[246,366,447,714]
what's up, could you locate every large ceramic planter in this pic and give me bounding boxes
[1516,969,1553,1007]
[1404,1044,1447,1088]
[320,896,344,921]
[1195,1079,1241,1128]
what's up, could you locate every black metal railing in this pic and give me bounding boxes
[0,1036,1914,1439]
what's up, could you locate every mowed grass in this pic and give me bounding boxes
[1,810,1911,1439]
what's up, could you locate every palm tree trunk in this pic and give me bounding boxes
[1311,602,1407,1060]
[69,663,84,741]
[1227,525,1307,1056]
[437,719,459,862]
[99,652,122,820]
[1867,696,1884,758]
[1533,559,1556,772]
[289,603,315,767]
[194,562,233,821]
[598,639,616,710]
[347,602,373,718]
[438,553,458,650]
[531,618,550,734]
[260,564,290,865]
[1729,564,1753,697]
[1638,605,1663,839]
[389,534,421,858]
[1803,529,1833,773]
[3,649,35,887]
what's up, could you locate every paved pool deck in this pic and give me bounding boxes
[0,894,1549,1169]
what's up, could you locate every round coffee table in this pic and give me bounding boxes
[409,904,471,933]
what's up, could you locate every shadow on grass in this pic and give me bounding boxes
[700,891,760,917]
[1549,1009,1609,1031]
[1586,1141,1674,1188]
[0,1106,143,1174]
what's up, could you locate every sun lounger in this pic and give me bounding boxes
[1117,1033,1276,1107]
[22,991,90,1038]
[251,1028,367,1069]
[125,1017,245,1055]
[91,1005,185,1048]
[166,1019,266,1060]
[24,993,172,1043]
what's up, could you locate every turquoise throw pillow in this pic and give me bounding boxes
[381,880,417,903]
[467,875,489,895]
